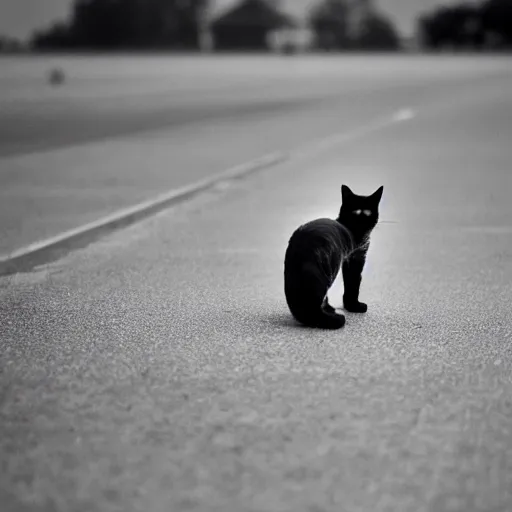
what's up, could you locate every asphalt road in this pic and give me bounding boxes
[1,55,512,512]
[0,55,505,157]
[0,54,509,256]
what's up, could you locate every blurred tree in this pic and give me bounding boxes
[480,0,512,47]
[68,0,134,48]
[419,3,484,50]
[356,12,401,50]
[31,22,72,49]
[31,0,210,50]
[309,0,350,50]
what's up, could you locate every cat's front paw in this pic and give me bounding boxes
[344,300,368,313]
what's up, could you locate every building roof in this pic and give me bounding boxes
[213,0,297,29]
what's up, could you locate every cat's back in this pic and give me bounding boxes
[286,218,352,261]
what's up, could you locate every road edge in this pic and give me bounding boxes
[0,151,288,276]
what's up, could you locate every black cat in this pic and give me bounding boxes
[284,185,383,330]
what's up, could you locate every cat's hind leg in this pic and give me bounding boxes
[322,297,336,314]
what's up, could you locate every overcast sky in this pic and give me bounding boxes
[0,0,458,40]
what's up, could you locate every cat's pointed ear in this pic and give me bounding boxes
[341,184,353,203]
[370,186,384,204]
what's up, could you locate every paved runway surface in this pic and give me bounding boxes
[1,55,512,511]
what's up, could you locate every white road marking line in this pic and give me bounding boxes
[294,108,416,159]
[0,108,417,271]
[0,152,287,267]
[393,108,416,122]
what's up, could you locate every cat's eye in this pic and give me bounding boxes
[353,210,362,215]
[363,210,372,216]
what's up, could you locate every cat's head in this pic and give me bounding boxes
[337,185,384,235]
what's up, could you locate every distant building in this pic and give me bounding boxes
[208,0,401,53]
[211,0,297,51]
